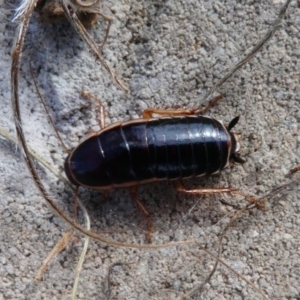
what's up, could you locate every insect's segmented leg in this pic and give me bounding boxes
[81,91,106,129]
[142,108,195,119]
[173,181,264,209]
[290,165,300,175]
[193,94,224,115]
[129,187,153,243]
[142,95,224,119]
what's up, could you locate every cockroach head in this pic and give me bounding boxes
[228,116,246,164]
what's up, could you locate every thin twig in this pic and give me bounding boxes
[0,126,90,296]
[182,203,266,299]
[71,208,91,300]
[198,0,292,107]
[35,229,73,282]
[192,241,270,300]
[188,215,270,300]
[59,0,129,93]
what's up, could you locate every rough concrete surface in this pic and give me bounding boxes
[1,0,300,299]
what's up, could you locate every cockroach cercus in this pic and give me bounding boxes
[63,93,263,242]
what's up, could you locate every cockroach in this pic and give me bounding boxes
[65,111,244,189]
[62,92,263,242]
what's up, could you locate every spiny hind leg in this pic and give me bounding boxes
[142,95,224,119]
[173,181,264,209]
[129,187,153,243]
[290,165,300,175]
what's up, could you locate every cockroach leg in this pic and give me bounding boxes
[142,95,224,118]
[290,165,300,175]
[218,198,239,210]
[173,181,265,209]
[173,180,235,195]
[142,108,196,119]
[129,187,153,243]
[81,91,106,129]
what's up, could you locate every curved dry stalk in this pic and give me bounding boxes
[192,241,270,300]
[196,0,292,109]
[71,207,91,300]
[182,203,271,300]
[1,126,91,297]
[11,0,128,109]
[35,229,73,282]
[259,178,300,204]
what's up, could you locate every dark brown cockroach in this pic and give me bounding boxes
[63,95,262,241]
[65,114,243,189]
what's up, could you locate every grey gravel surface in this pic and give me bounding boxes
[1,0,300,299]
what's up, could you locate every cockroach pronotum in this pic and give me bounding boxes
[62,92,263,242]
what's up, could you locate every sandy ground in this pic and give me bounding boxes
[1,0,300,299]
